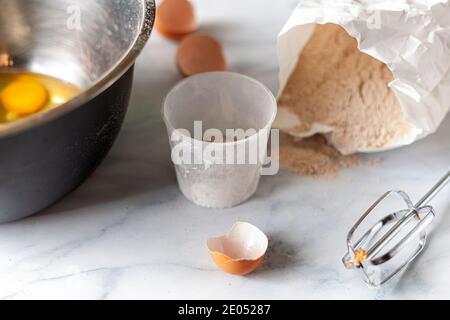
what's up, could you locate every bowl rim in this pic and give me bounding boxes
[0,0,156,139]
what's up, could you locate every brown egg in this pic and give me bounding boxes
[207,222,268,276]
[155,0,198,39]
[176,34,227,76]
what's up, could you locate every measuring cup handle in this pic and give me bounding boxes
[260,130,279,176]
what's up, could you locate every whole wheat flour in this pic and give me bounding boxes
[278,23,414,155]
[280,134,362,179]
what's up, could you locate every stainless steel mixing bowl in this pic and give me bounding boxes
[0,0,155,223]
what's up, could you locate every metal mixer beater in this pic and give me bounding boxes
[343,170,450,287]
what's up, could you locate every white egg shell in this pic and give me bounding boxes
[207,221,268,261]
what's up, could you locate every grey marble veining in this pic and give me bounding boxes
[1,0,450,299]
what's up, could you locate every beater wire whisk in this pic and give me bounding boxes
[343,170,450,287]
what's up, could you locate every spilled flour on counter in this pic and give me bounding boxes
[278,24,414,155]
[280,134,363,179]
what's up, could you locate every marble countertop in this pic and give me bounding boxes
[1,0,450,300]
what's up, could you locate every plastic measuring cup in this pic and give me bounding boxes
[162,72,277,208]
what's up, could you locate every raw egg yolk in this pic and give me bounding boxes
[1,80,48,116]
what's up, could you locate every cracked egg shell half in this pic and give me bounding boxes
[207,222,268,275]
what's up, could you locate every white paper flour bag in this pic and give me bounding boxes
[275,0,450,154]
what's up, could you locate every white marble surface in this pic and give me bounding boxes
[1,0,450,300]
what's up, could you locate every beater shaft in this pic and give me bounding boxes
[367,170,450,259]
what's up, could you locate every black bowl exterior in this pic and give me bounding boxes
[0,67,134,223]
